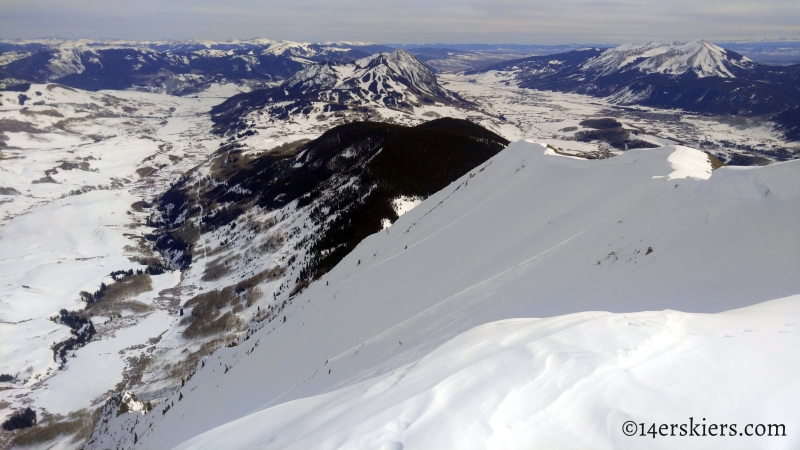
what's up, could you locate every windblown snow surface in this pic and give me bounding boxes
[104,142,800,449]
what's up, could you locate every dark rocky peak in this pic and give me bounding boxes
[151,118,508,280]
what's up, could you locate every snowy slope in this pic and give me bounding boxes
[177,295,800,450]
[99,142,800,449]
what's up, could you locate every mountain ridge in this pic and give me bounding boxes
[581,40,755,78]
[0,40,392,94]
[471,40,800,140]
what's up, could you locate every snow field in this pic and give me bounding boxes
[176,294,800,450]
[31,309,177,415]
[0,190,148,382]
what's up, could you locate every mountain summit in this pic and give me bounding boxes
[582,40,755,78]
[211,49,470,132]
[284,49,463,106]
[472,40,800,138]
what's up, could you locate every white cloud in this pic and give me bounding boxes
[0,0,798,43]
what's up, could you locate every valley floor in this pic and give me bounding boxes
[0,83,243,447]
[439,71,797,159]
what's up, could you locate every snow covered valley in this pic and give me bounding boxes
[0,83,241,447]
[0,74,799,449]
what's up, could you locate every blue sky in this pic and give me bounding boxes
[1,0,798,44]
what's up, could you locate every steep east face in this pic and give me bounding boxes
[473,40,800,139]
[117,120,507,437]
[210,49,472,132]
[151,118,507,280]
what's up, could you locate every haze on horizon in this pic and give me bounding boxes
[1,0,799,45]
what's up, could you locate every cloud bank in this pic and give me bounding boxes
[1,0,798,44]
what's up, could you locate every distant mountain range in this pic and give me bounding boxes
[3,39,798,141]
[471,40,800,140]
[0,39,393,94]
[0,39,603,94]
[1,39,558,94]
[717,40,800,65]
[395,41,800,65]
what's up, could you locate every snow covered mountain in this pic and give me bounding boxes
[582,40,755,78]
[259,41,392,60]
[283,49,463,104]
[0,39,389,94]
[87,141,800,449]
[0,86,502,449]
[150,117,507,294]
[473,40,800,140]
[210,49,472,131]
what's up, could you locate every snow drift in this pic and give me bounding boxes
[177,295,800,450]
